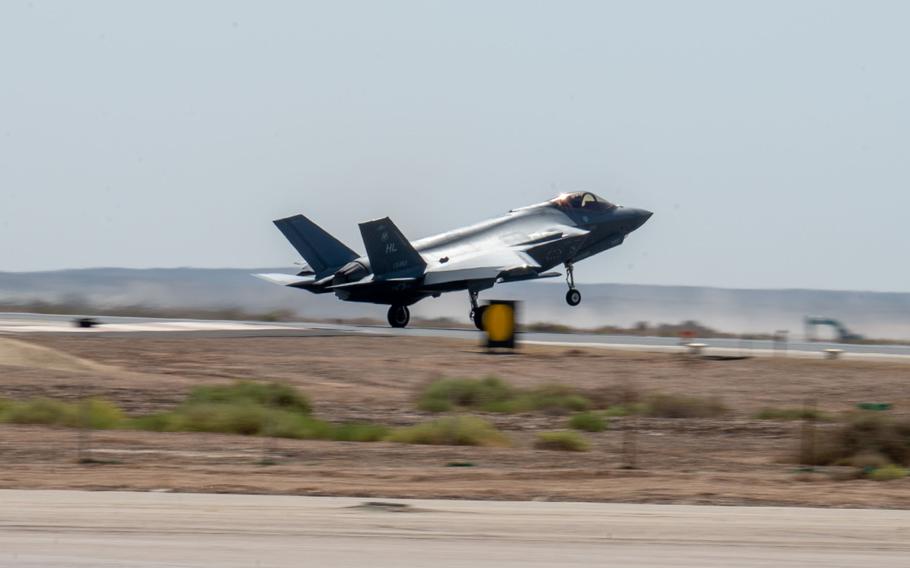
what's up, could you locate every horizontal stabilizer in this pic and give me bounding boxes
[273,214,359,277]
[293,261,315,276]
[358,217,426,278]
[253,273,316,287]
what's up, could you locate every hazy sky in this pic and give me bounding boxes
[1,1,908,291]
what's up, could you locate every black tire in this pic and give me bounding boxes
[566,289,581,306]
[387,305,410,328]
[471,306,487,330]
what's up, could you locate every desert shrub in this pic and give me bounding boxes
[418,398,455,413]
[812,412,910,466]
[0,398,75,425]
[332,422,392,442]
[868,464,909,481]
[417,376,515,412]
[164,402,269,435]
[258,411,333,439]
[71,399,126,429]
[186,381,311,414]
[124,381,357,440]
[754,407,832,421]
[0,398,124,429]
[534,431,590,452]
[417,377,592,414]
[568,411,607,432]
[0,385,390,443]
[386,416,510,447]
[643,393,728,418]
[126,381,326,437]
[129,404,387,442]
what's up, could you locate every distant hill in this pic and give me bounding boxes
[1,268,908,339]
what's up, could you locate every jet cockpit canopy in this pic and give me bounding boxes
[550,192,617,211]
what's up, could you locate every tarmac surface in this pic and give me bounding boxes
[2,312,910,360]
[1,490,909,567]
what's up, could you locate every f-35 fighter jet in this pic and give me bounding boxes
[257,192,652,328]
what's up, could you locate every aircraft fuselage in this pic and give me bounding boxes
[259,192,652,327]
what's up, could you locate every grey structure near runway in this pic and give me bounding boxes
[257,192,652,328]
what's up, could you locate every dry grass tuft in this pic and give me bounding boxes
[568,411,608,432]
[811,412,910,467]
[534,431,590,452]
[386,416,510,447]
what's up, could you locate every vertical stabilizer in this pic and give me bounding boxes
[358,217,426,278]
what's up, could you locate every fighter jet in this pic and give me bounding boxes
[256,192,652,328]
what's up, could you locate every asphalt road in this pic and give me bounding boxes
[2,312,910,360]
[1,491,909,568]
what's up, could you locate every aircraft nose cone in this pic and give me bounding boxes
[631,209,653,230]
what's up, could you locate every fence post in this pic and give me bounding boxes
[799,398,816,469]
[77,390,91,464]
[622,390,638,470]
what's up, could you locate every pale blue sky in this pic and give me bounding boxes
[1,1,908,291]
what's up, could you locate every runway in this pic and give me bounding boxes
[1,491,908,567]
[2,312,910,360]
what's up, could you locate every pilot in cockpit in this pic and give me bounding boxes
[552,192,617,211]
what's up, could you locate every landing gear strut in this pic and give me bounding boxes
[565,262,581,306]
[387,304,410,328]
[468,290,486,330]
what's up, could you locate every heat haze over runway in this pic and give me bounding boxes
[2,312,910,360]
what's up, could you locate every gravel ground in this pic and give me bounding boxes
[0,333,908,507]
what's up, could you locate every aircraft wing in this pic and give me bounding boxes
[326,276,419,290]
[423,249,542,286]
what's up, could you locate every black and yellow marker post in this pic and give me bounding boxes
[482,300,518,350]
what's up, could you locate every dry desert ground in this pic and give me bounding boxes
[1,331,909,507]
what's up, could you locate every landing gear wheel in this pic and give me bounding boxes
[387,305,410,328]
[564,262,581,306]
[471,306,487,330]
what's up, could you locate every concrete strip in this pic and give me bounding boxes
[522,339,910,361]
[0,490,909,567]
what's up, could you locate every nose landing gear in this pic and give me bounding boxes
[565,262,581,306]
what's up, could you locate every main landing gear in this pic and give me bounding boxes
[565,262,581,306]
[469,290,486,330]
[387,304,410,328]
